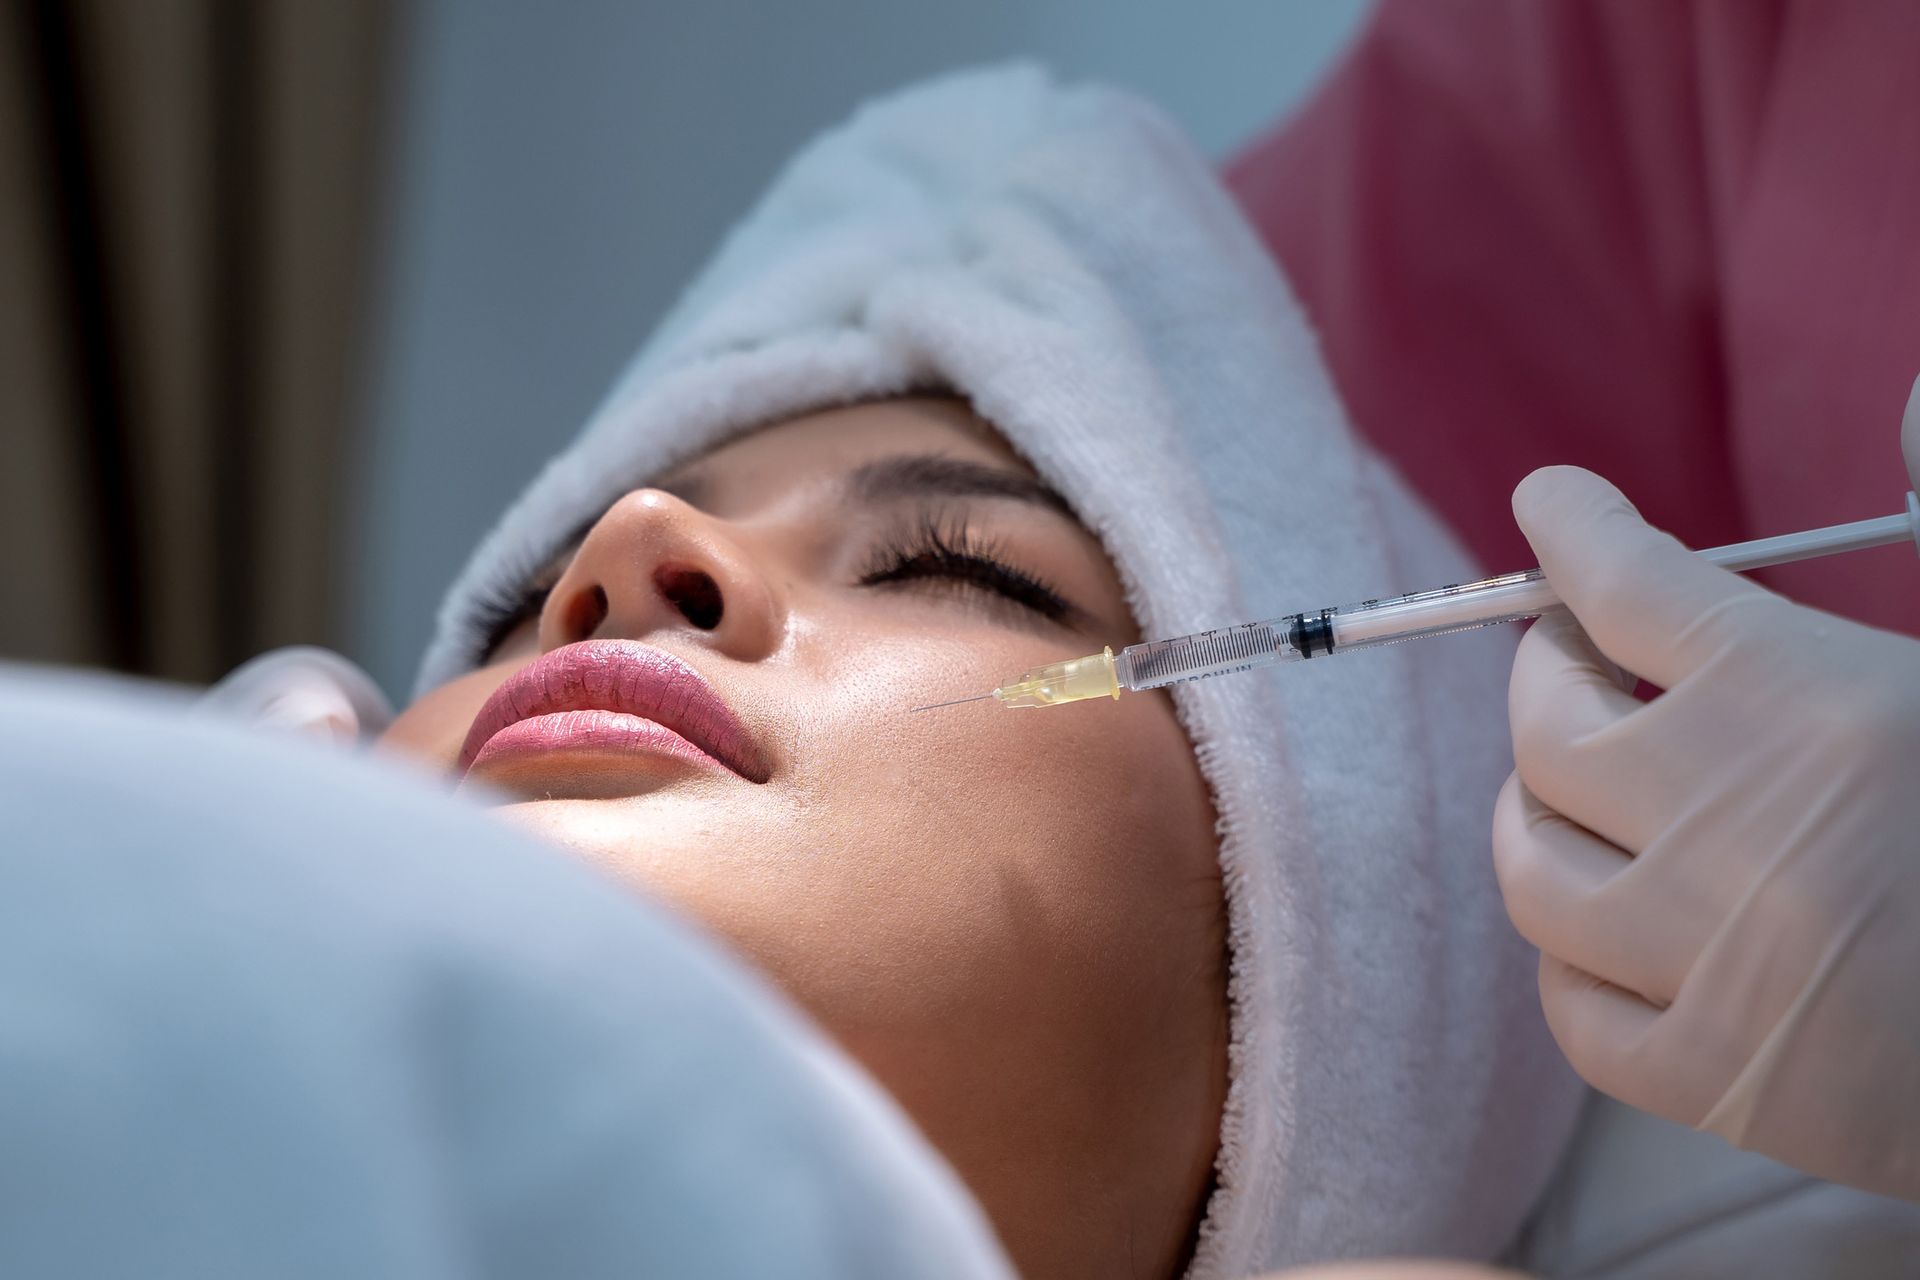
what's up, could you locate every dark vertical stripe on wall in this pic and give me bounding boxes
[208,0,257,671]
[20,0,150,672]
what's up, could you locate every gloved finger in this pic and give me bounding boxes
[1512,466,1776,691]
[1509,608,1678,855]
[1536,953,1709,1127]
[1492,774,1692,1008]
[1901,371,1920,496]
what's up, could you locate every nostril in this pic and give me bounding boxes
[565,584,609,641]
[655,565,724,631]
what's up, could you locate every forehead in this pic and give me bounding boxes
[661,398,1030,514]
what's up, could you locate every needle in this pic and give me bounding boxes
[909,691,997,713]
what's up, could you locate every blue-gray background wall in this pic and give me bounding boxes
[349,0,1373,697]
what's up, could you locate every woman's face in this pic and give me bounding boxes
[381,398,1225,1278]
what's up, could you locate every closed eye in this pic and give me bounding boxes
[857,514,1080,626]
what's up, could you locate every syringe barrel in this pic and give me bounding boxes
[1327,570,1559,651]
[1117,619,1293,690]
[1117,571,1560,691]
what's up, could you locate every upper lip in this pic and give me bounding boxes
[458,640,771,782]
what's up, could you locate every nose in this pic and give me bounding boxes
[537,489,785,662]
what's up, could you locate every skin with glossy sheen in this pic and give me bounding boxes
[380,398,1226,1279]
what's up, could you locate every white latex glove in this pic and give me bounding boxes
[1492,377,1920,1201]
[197,645,394,741]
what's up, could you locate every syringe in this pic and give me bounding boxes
[913,493,1920,712]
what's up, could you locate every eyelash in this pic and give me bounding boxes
[473,513,1075,658]
[472,578,558,660]
[857,513,1075,624]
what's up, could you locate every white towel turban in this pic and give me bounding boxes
[418,65,1584,1274]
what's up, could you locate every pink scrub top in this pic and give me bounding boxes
[1227,0,1920,641]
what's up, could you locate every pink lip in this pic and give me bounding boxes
[458,641,771,783]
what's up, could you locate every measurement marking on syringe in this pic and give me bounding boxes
[1129,625,1279,683]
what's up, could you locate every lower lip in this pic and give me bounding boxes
[464,709,732,779]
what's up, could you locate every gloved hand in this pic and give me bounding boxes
[197,645,395,741]
[1492,376,1920,1201]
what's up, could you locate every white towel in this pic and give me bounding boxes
[419,65,1585,1273]
[0,668,1014,1279]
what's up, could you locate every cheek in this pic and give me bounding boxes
[762,644,1222,1157]
[806,632,1209,848]
[778,636,1218,988]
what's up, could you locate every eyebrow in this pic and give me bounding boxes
[844,453,1077,519]
[652,469,711,510]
